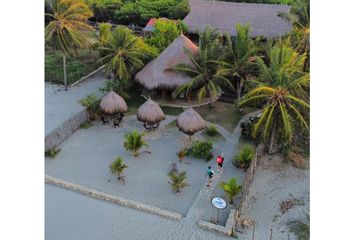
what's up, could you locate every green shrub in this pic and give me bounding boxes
[79,121,93,129]
[186,140,213,161]
[233,145,255,170]
[45,147,61,158]
[124,130,148,157]
[168,0,190,19]
[204,124,219,136]
[109,156,128,181]
[78,94,101,120]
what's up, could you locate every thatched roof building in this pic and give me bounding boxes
[135,34,199,90]
[176,108,207,136]
[137,98,166,124]
[183,0,292,38]
[100,91,128,114]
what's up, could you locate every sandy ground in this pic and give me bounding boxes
[239,155,310,240]
[45,184,233,240]
[45,71,105,135]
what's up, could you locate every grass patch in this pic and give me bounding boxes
[288,220,310,240]
[201,129,226,142]
[194,101,257,133]
[79,121,93,129]
[165,119,177,129]
[45,147,61,159]
[161,106,184,116]
[125,97,146,116]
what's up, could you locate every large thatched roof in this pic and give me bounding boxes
[176,107,207,135]
[137,98,166,123]
[100,91,128,114]
[183,0,292,38]
[135,34,199,90]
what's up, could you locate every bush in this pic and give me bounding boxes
[168,0,190,19]
[233,145,254,170]
[186,140,213,161]
[78,94,101,120]
[45,147,61,158]
[79,121,93,129]
[204,124,219,136]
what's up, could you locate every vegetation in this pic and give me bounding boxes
[177,149,187,163]
[233,145,255,170]
[186,140,213,161]
[109,156,128,182]
[168,171,189,193]
[219,178,242,204]
[145,18,186,52]
[204,124,219,137]
[85,0,123,22]
[45,147,61,158]
[79,121,93,129]
[124,130,148,157]
[288,220,310,240]
[217,24,259,100]
[219,0,295,4]
[45,0,95,90]
[172,27,234,105]
[78,94,101,120]
[239,40,309,154]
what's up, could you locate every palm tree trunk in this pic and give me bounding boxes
[268,120,277,155]
[63,54,68,90]
[236,78,241,100]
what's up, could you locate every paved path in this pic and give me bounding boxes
[45,71,105,135]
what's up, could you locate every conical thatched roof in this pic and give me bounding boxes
[137,98,166,124]
[100,91,128,114]
[176,108,207,135]
[135,34,199,90]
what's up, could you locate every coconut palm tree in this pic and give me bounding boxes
[217,24,260,100]
[168,171,189,193]
[98,22,112,47]
[45,0,94,90]
[239,40,309,154]
[109,156,128,182]
[172,27,234,106]
[124,130,148,157]
[98,26,147,81]
[233,145,254,170]
[219,178,242,204]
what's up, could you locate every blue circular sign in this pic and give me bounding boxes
[211,197,227,209]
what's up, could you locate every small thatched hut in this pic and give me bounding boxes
[135,34,199,99]
[176,108,207,138]
[137,98,166,130]
[100,91,128,127]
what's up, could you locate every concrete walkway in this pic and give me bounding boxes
[45,71,105,135]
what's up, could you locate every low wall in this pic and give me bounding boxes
[46,175,183,221]
[198,209,236,236]
[45,110,89,150]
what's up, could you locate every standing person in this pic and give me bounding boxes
[206,166,214,187]
[216,154,224,172]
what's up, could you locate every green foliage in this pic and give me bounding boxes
[233,145,255,170]
[109,156,128,180]
[204,125,219,137]
[168,171,189,193]
[169,0,190,19]
[124,130,148,157]
[186,140,213,161]
[45,147,61,158]
[289,220,310,240]
[98,23,112,47]
[145,18,181,52]
[85,0,123,22]
[79,121,93,129]
[218,178,242,204]
[218,0,294,4]
[78,94,100,120]
[99,79,132,99]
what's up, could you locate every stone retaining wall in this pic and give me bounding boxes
[45,110,89,150]
[45,175,183,221]
[198,209,236,236]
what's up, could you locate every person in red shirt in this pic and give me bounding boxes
[216,154,224,172]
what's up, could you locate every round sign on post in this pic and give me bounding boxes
[211,197,227,209]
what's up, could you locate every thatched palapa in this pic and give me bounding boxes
[100,91,128,114]
[176,108,207,136]
[183,0,292,38]
[137,98,166,124]
[135,34,199,90]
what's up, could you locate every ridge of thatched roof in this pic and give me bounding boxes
[176,107,207,135]
[183,0,292,38]
[135,34,199,90]
[137,98,166,123]
[100,91,128,114]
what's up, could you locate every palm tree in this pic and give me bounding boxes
[109,156,128,182]
[45,0,94,90]
[124,130,148,157]
[98,22,112,47]
[172,27,234,106]
[168,171,189,193]
[78,93,100,120]
[217,24,260,100]
[278,0,310,71]
[239,40,309,154]
[233,145,255,170]
[98,26,147,81]
[219,178,242,204]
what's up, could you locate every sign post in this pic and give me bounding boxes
[211,197,227,223]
